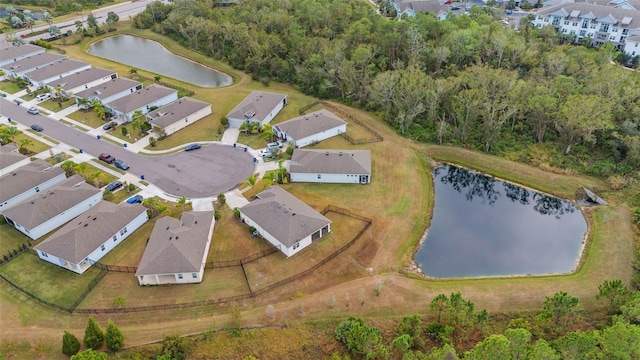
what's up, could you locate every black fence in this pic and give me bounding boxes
[133,74,195,96]
[93,263,137,273]
[299,101,383,144]
[0,244,29,266]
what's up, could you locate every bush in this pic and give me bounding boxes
[607,175,628,190]
[286,145,294,156]
[105,320,124,352]
[102,190,113,201]
[149,137,157,147]
[84,317,104,350]
[220,117,229,128]
[62,331,81,356]
[214,210,221,220]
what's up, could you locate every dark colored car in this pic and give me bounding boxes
[105,181,123,192]
[30,124,43,132]
[114,159,130,170]
[102,121,117,130]
[99,153,115,164]
[126,195,143,204]
[185,143,201,151]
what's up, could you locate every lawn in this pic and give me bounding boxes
[0,253,102,308]
[44,152,72,165]
[66,108,106,129]
[37,98,76,112]
[13,132,50,154]
[0,224,31,257]
[208,207,274,262]
[99,221,155,267]
[108,184,140,204]
[144,114,223,150]
[72,161,118,188]
[0,80,23,94]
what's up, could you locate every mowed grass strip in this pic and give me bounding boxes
[0,253,101,308]
[0,224,31,256]
[77,267,249,309]
[66,109,106,129]
[208,207,273,262]
[98,220,155,266]
[145,114,224,151]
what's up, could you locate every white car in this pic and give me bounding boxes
[35,93,51,102]
[260,149,274,158]
[266,141,283,149]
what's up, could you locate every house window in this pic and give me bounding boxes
[564,20,569,25]
[293,242,300,250]
[317,174,321,179]
[192,273,197,278]
[635,43,638,47]
[178,274,183,279]
[120,227,128,236]
[100,244,105,251]
[572,22,578,27]
[597,34,607,40]
[613,27,618,32]
[600,24,609,32]
[35,186,39,193]
[590,24,596,29]
[610,36,615,41]
[41,251,48,258]
[622,29,629,35]
[580,30,586,37]
[113,235,117,242]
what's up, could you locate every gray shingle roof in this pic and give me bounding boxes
[0,144,26,169]
[136,211,214,276]
[227,91,287,122]
[34,201,146,263]
[395,0,449,16]
[24,59,90,82]
[240,186,331,248]
[274,109,347,140]
[75,77,141,101]
[147,97,211,128]
[0,44,45,63]
[536,3,640,28]
[1,52,65,72]
[1,175,100,229]
[108,84,177,114]
[290,149,371,175]
[46,67,116,91]
[0,159,65,204]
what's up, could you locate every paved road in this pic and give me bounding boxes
[1,98,256,198]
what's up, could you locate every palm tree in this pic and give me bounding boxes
[19,138,32,152]
[131,110,144,136]
[244,175,257,198]
[94,101,108,121]
[129,68,138,78]
[178,196,187,210]
[41,11,52,26]
[77,97,90,110]
[3,126,19,143]
[154,75,162,83]
[61,160,77,176]
[74,162,89,179]
[275,159,288,184]
[88,171,106,188]
[261,124,275,142]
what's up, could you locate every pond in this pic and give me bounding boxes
[414,165,587,278]
[87,35,232,88]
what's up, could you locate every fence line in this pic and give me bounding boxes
[0,244,30,266]
[240,262,253,298]
[133,75,195,96]
[299,101,383,144]
[0,273,73,313]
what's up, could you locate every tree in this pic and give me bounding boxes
[540,291,580,328]
[217,193,226,208]
[2,126,19,143]
[553,331,598,359]
[102,189,113,201]
[528,339,560,360]
[48,25,61,39]
[233,207,241,218]
[335,317,385,359]
[61,160,77,176]
[42,11,52,25]
[19,138,32,152]
[556,94,613,154]
[154,75,162,83]
[244,175,256,198]
[505,328,531,360]
[129,68,138,78]
[106,12,119,30]
[430,293,448,324]
[10,16,23,29]
[83,316,104,350]
[62,331,81,356]
[178,196,187,209]
[121,126,128,137]
[89,171,106,187]
[71,349,107,360]
[596,320,640,360]
[87,14,98,30]
[131,110,145,135]
[597,279,630,314]
[157,335,187,360]
[464,334,511,360]
[105,320,124,352]
[75,20,84,34]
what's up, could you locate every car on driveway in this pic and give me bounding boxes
[30,124,43,132]
[36,93,51,102]
[99,153,115,164]
[27,107,39,115]
[267,141,283,149]
[260,149,274,158]
[102,121,117,131]
[114,159,130,170]
[185,143,201,151]
[105,181,123,192]
[126,195,143,204]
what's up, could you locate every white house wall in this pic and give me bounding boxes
[290,173,366,184]
[118,92,179,122]
[92,84,142,106]
[240,213,313,257]
[291,124,347,148]
[260,99,286,127]
[0,172,66,211]
[624,39,640,57]
[158,106,212,136]
[6,192,102,240]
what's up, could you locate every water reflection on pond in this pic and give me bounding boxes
[87,35,232,88]
[414,165,587,278]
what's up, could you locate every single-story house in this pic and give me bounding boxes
[290,149,372,184]
[0,143,28,174]
[46,67,117,98]
[34,201,147,274]
[146,97,212,137]
[0,44,46,68]
[1,52,65,78]
[273,109,347,148]
[106,84,178,122]
[0,159,66,211]
[136,211,215,285]
[391,0,450,20]
[22,59,92,88]
[1,175,101,240]
[226,91,287,128]
[75,78,142,107]
[240,186,331,257]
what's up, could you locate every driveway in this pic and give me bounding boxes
[1,98,256,198]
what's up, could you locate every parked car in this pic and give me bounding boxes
[105,181,123,192]
[267,141,283,149]
[126,195,143,204]
[99,153,115,164]
[185,143,201,151]
[114,159,129,170]
[35,93,51,102]
[30,124,43,132]
[27,107,39,115]
[102,121,117,130]
[260,149,274,158]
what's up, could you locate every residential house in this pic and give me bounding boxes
[136,211,215,285]
[74,78,142,106]
[1,52,65,79]
[0,144,28,174]
[22,59,91,88]
[273,109,347,148]
[35,201,147,274]
[226,91,287,128]
[146,97,212,137]
[391,0,450,20]
[0,44,46,68]
[240,186,331,257]
[106,84,178,122]
[46,67,117,98]
[624,34,640,56]
[533,3,640,53]
[290,149,371,184]
[1,175,101,240]
[0,159,66,211]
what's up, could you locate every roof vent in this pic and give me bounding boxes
[169,236,172,240]
[175,236,179,240]
[93,217,97,221]
[339,152,343,156]
[30,201,35,204]
[166,226,170,230]
[292,213,296,216]
[194,221,197,224]
[84,224,88,227]
[325,152,329,156]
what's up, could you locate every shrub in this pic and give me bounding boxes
[84,317,104,350]
[286,145,294,156]
[607,175,628,190]
[149,137,157,147]
[62,331,81,356]
[105,320,124,352]
[220,116,229,128]
[102,190,113,201]
[214,210,221,220]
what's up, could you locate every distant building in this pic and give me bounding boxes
[106,84,178,122]
[273,109,347,148]
[226,91,288,128]
[75,77,142,106]
[1,52,65,78]
[0,44,46,68]
[0,144,28,174]
[147,97,212,137]
[136,212,215,285]
[22,59,91,88]
[46,67,117,98]
[0,159,66,211]
[391,0,450,20]
[35,201,147,274]
[290,149,371,184]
